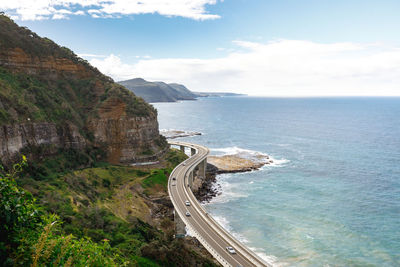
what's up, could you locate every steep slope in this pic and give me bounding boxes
[0,15,167,165]
[118,78,197,103]
[168,83,198,99]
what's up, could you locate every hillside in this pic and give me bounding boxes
[0,14,167,166]
[118,78,197,103]
[0,14,217,267]
[1,148,217,266]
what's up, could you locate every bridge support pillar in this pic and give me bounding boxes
[174,210,186,238]
[188,171,193,188]
[180,145,185,153]
[198,158,207,179]
[191,148,196,156]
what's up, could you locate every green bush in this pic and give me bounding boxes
[0,157,125,266]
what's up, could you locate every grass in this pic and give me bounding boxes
[7,147,217,266]
[141,169,169,189]
[140,148,188,195]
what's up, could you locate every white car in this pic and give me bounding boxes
[185,211,191,217]
[183,163,186,166]
[226,246,236,254]
[185,201,190,206]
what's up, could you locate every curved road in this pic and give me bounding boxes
[168,141,269,267]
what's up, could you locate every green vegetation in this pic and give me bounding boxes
[0,13,156,126]
[141,149,188,195]
[118,78,197,103]
[0,158,124,266]
[165,148,188,167]
[142,169,168,188]
[1,149,213,266]
[0,66,154,126]
[0,14,212,266]
[0,13,103,77]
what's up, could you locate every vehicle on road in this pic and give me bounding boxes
[226,246,236,254]
[185,211,191,217]
[183,163,186,166]
[171,182,176,186]
[172,177,176,180]
[185,201,190,206]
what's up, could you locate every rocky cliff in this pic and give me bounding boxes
[0,47,93,79]
[0,14,167,165]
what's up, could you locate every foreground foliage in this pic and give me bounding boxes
[1,150,215,266]
[0,158,125,266]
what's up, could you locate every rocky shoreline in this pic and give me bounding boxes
[160,129,202,139]
[194,163,220,203]
[195,152,273,203]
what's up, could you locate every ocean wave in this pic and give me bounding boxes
[210,214,285,267]
[212,146,268,157]
[205,174,249,204]
[261,156,290,169]
[248,247,287,267]
[211,215,249,244]
[211,146,289,167]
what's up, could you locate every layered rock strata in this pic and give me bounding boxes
[0,15,167,165]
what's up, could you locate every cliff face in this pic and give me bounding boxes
[0,15,167,165]
[0,122,86,160]
[87,97,164,164]
[0,47,93,79]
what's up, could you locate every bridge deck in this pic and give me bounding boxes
[168,141,269,267]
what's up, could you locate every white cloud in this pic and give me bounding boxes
[86,40,400,96]
[90,54,137,80]
[0,0,221,21]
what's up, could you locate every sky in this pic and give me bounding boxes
[1,0,400,96]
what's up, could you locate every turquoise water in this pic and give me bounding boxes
[153,97,400,266]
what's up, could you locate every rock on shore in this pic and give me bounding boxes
[160,129,202,139]
[195,151,274,203]
[207,152,273,173]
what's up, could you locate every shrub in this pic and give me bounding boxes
[0,157,125,266]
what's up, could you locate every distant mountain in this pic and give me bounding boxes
[118,78,197,103]
[194,92,246,97]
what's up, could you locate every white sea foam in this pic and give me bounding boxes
[205,147,289,205]
[209,213,285,267]
[211,214,249,244]
[212,146,268,157]
[205,146,290,266]
[248,247,287,267]
[212,146,289,167]
[306,234,314,240]
[206,174,249,204]
[261,155,290,170]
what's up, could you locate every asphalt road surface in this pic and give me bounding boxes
[168,141,269,267]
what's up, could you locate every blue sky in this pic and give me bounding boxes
[2,0,400,96]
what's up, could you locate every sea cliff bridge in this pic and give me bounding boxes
[168,141,269,267]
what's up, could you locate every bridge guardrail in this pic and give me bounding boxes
[168,141,268,267]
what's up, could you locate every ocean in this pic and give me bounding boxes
[153,97,400,266]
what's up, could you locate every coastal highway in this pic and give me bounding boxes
[168,141,269,267]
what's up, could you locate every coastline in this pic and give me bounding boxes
[166,132,283,265]
[155,97,400,266]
